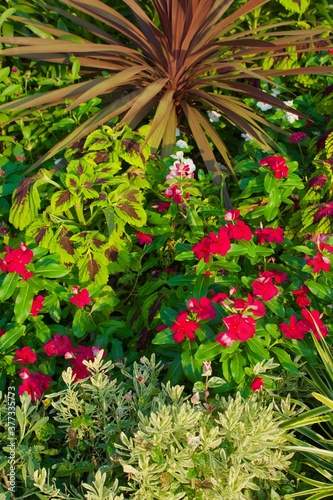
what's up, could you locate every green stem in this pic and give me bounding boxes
[75,202,86,225]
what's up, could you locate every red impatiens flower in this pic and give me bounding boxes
[18,369,52,402]
[187,297,216,320]
[227,220,252,241]
[279,316,309,340]
[171,310,199,342]
[70,288,91,308]
[307,252,330,273]
[292,285,311,308]
[14,346,37,365]
[136,231,153,245]
[254,226,284,244]
[252,277,279,301]
[301,309,328,340]
[0,242,34,275]
[251,377,264,391]
[43,334,74,357]
[30,295,45,316]
[216,314,256,346]
[259,156,289,179]
[192,237,213,263]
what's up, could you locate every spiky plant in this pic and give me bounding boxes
[0,0,332,180]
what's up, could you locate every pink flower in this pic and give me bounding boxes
[301,309,328,340]
[254,227,284,244]
[187,297,216,320]
[251,377,264,391]
[307,252,330,273]
[14,346,37,365]
[165,184,182,204]
[227,220,252,241]
[171,311,200,342]
[259,156,288,179]
[18,371,52,402]
[289,132,307,143]
[43,335,74,357]
[279,316,309,340]
[70,288,91,308]
[30,295,45,316]
[136,231,153,245]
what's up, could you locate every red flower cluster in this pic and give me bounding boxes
[251,271,284,302]
[216,314,256,346]
[14,346,37,365]
[187,297,216,320]
[259,156,288,179]
[0,242,33,276]
[226,219,252,241]
[31,295,45,316]
[307,252,330,273]
[18,368,52,402]
[279,309,328,341]
[230,293,266,317]
[165,184,183,204]
[136,231,153,245]
[70,287,91,308]
[292,285,311,307]
[43,334,73,356]
[192,227,231,262]
[254,226,284,244]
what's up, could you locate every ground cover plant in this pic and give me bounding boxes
[0,0,333,498]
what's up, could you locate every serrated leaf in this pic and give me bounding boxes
[78,250,109,285]
[114,203,146,227]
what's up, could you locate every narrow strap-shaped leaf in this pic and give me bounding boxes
[144,90,175,151]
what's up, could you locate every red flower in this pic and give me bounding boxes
[252,277,279,301]
[224,209,240,221]
[227,220,252,241]
[14,346,37,365]
[152,201,170,212]
[260,270,288,284]
[43,335,74,357]
[279,316,309,340]
[307,252,330,273]
[292,285,311,308]
[289,132,307,143]
[208,227,231,256]
[216,314,256,346]
[301,309,328,340]
[259,156,288,179]
[171,311,199,342]
[136,231,153,245]
[254,227,284,244]
[70,288,91,308]
[1,242,34,275]
[187,297,216,320]
[251,377,264,391]
[18,370,52,402]
[192,237,213,263]
[69,345,106,380]
[22,270,34,281]
[30,295,45,316]
[0,329,7,337]
[211,292,228,304]
[232,294,266,317]
[165,184,182,204]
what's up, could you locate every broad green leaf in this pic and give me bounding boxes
[307,281,333,301]
[195,341,224,361]
[246,337,270,360]
[164,353,183,385]
[271,347,299,374]
[34,258,70,278]
[193,275,210,299]
[14,284,35,324]
[0,272,20,301]
[111,338,124,361]
[159,306,178,326]
[152,328,174,345]
[181,346,202,382]
[174,251,195,261]
[0,325,25,352]
[230,352,246,384]
[187,208,204,238]
[72,309,94,338]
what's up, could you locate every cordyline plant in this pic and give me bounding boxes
[0,0,332,180]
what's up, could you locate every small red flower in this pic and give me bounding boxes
[70,288,91,308]
[18,371,52,402]
[307,252,330,273]
[14,346,37,365]
[69,345,106,380]
[224,209,240,221]
[227,220,252,241]
[211,292,228,304]
[22,270,34,281]
[0,329,7,337]
[136,231,153,245]
[259,156,288,179]
[152,201,171,212]
[1,242,34,275]
[192,237,213,263]
[254,227,284,244]
[30,295,45,316]
[187,297,216,320]
[252,277,279,301]
[279,316,309,340]
[165,184,182,204]
[208,227,231,256]
[43,335,74,357]
[216,314,256,346]
[251,377,264,391]
[292,285,311,308]
[171,311,199,342]
[301,309,328,340]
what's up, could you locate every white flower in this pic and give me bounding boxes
[283,100,294,107]
[241,133,253,142]
[175,139,188,149]
[170,151,184,161]
[256,101,272,112]
[270,87,281,97]
[285,111,299,124]
[176,127,180,137]
[207,110,221,122]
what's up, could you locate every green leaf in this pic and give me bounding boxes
[195,341,223,361]
[307,281,333,301]
[152,328,174,345]
[14,283,35,324]
[0,272,20,301]
[181,346,202,382]
[175,251,195,261]
[72,309,94,338]
[111,338,124,361]
[193,275,210,299]
[271,347,299,374]
[159,306,178,326]
[265,298,285,317]
[0,325,25,352]
[230,352,246,384]
[34,257,70,278]
[164,353,183,385]
[246,337,270,360]
[187,208,204,238]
